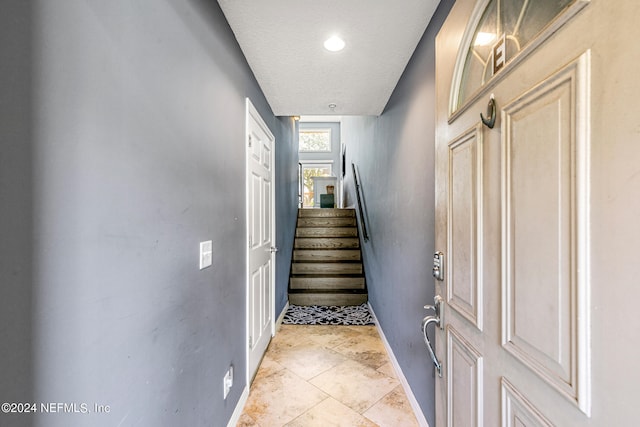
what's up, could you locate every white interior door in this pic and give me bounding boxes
[434,1,640,426]
[246,99,275,382]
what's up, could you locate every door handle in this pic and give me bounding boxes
[422,316,442,377]
[424,295,443,329]
[422,296,443,377]
[267,246,279,254]
[480,94,496,129]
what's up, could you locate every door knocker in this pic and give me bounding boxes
[480,94,496,129]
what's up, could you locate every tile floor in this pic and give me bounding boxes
[238,324,420,427]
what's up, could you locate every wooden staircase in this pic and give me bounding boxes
[289,208,367,306]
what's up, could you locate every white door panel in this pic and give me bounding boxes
[251,173,261,250]
[435,1,639,425]
[262,261,271,326]
[447,327,483,427]
[501,378,553,427]
[263,179,271,245]
[501,56,590,405]
[250,268,261,349]
[448,125,483,330]
[247,99,275,382]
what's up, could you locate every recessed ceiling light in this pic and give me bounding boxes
[324,36,345,52]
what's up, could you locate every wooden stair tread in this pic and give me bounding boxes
[295,227,358,237]
[297,217,357,227]
[290,275,365,280]
[291,276,364,280]
[298,208,355,218]
[291,261,363,266]
[290,277,365,291]
[290,273,365,278]
[293,250,361,262]
[289,289,367,295]
[289,208,366,306]
[294,238,360,249]
[291,258,363,263]
[291,263,363,275]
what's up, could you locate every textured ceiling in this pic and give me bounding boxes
[217,0,441,116]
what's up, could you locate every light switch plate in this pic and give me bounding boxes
[200,240,212,269]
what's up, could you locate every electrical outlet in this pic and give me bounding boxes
[199,241,212,270]
[223,365,233,399]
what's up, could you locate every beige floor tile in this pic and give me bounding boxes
[332,331,390,369]
[310,359,399,413]
[241,324,421,427]
[347,325,380,337]
[376,362,397,379]
[363,385,420,427]
[301,325,364,348]
[285,397,379,427]
[270,341,347,380]
[253,354,285,382]
[243,369,328,425]
[237,413,260,427]
[269,326,317,351]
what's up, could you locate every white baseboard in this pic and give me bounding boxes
[368,302,430,427]
[226,386,249,427]
[275,301,290,332]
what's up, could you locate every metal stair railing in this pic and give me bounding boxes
[351,163,369,241]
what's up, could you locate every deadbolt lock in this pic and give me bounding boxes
[432,251,444,281]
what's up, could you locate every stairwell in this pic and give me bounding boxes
[289,208,367,306]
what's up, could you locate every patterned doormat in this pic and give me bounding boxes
[283,303,374,326]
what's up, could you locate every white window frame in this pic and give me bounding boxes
[298,128,333,153]
[299,160,334,173]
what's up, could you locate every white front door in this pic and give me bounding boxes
[434,0,640,425]
[246,99,275,382]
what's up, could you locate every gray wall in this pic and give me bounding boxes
[342,0,454,424]
[0,0,35,421]
[274,119,299,317]
[0,1,297,426]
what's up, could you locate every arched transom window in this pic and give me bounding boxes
[450,0,588,115]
